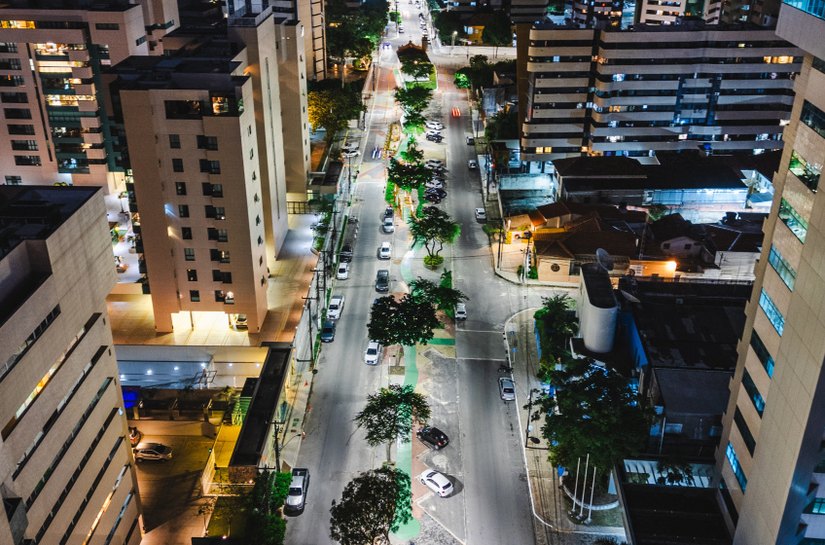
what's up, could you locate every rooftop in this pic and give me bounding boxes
[0,0,136,11]
[654,367,731,416]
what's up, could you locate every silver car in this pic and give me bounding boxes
[419,469,453,497]
[365,341,382,365]
[499,377,515,401]
[133,442,172,462]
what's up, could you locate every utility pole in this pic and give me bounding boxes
[273,420,281,472]
[497,219,504,269]
[302,296,316,367]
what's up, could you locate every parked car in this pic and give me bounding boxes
[499,377,515,401]
[339,243,353,263]
[426,180,444,189]
[284,468,310,515]
[419,469,453,497]
[425,129,441,137]
[454,302,467,320]
[133,442,173,462]
[341,142,359,153]
[474,208,487,221]
[341,149,360,158]
[398,25,405,33]
[426,133,443,143]
[375,269,390,292]
[468,159,478,169]
[425,187,447,198]
[425,120,444,130]
[417,426,449,449]
[364,341,382,365]
[382,217,395,233]
[466,136,475,145]
[378,241,392,259]
[320,320,336,342]
[233,314,248,330]
[383,206,394,219]
[424,159,443,169]
[328,294,345,320]
[336,262,349,280]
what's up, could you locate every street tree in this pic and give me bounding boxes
[307,82,364,141]
[395,86,433,117]
[538,357,651,485]
[409,273,467,313]
[408,206,461,265]
[354,384,431,461]
[329,466,412,545]
[246,470,292,545]
[368,295,441,347]
[387,156,430,191]
[398,137,424,164]
[400,58,434,81]
[481,12,512,55]
[433,11,466,42]
[485,107,518,140]
[534,294,578,375]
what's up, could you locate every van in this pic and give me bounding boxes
[382,217,395,233]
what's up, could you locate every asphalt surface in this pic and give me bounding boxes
[286,7,552,545]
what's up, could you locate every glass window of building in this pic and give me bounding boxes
[778,198,808,243]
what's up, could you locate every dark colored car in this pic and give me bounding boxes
[426,133,443,143]
[320,320,336,342]
[417,426,449,449]
[383,206,394,219]
[375,269,390,292]
[425,188,447,199]
[339,243,353,263]
[424,194,442,204]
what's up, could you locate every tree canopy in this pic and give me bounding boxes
[534,294,578,378]
[433,11,467,42]
[409,273,467,312]
[368,295,441,347]
[326,0,389,60]
[307,81,364,140]
[395,86,432,117]
[246,470,291,545]
[408,206,461,258]
[481,12,512,50]
[485,107,519,141]
[387,156,430,191]
[354,384,431,461]
[538,357,651,480]
[329,466,412,545]
[400,58,434,81]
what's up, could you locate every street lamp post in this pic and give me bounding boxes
[451,31,457,56]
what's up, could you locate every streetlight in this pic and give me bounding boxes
[451,31,457,56]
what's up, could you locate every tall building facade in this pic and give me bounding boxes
[0,0,168,193]
[0,185,140,545]
[715,2,825,544]
[520,22,802,169]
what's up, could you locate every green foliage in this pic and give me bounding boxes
[656,458,695,485]
[528,266,538,279]
[368,295,441,347]
[354,384,431,461]
[433,11,467,42]
[539,358,652,479]
[424,255,444,268]
[246,470,292,545]
[409,273,466,313]
[401,58,434,81]
[388,156,430,191]
[395,86,433,117]
[307,81,364,140]
[416,185,425,217]
[326,0,389,59]
[385,181,396,205]
[534,294,577,374]
[329,466,412,545]
[645,204,668,221]
[399,137,424,164]
[439,269,452,289]
[454,71,470,89]
[485,107,519,141]
[481,12,512,48]
[388,10,401,23]
[459,57,515,91]
[408,206,461,258]
[547,0,566,14]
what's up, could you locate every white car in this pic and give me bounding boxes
[419,469,453,497]
[474,208,487,221]
[468,159,478,169]
[425,121,444,130]
[424,159,443,169]
[328,294,345,320]
[133,442,173,462]
[382,217,395,233]
[454,302,467,320]
[342,149,360,158]
[365,341,382,365]
[341,142,358,153]
[425,129,441,137]
[336,262,349,280]
[398,25,405,33]
[378,241,392,259]
[499,377,515,401]
[426,180,444,189]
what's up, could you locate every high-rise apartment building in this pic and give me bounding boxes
[520,22,801,170]
[720,0,781,26]
[635,0,724,24]
[0,185,140,545]
[715,2,825,544]
[0,0,168,193]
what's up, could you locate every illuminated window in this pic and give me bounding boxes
[788,149,820,192]
[778,198,808,243]
[0,20,35,29]
[726,442,748,491]
[768,245,796,290]
[750,330,775,378]
[742,369,766,416]
[759,288,784,336]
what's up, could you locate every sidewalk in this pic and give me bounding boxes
[505,310,628,545]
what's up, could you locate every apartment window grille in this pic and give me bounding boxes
[8,124,34,135]
[175,181,186,195]
[199,159,220,174]
[181,227,192,240]
[184,248,195,261]
[742,369,766,416]
[759,289,784,335]
[768,245,797,290]
[4,107,31,119]
[788,149,820,192]
[750,330,775,378]
[14,155,40,166]
[1,92,27,103]
[168,134,180,149]
[11,139,37,151]
[778,198,808,243]
[211,184,223,197]
[726,442,748,491]
[172,158,184,172]
[733,408,756,456]
[214,290,226,303]
[196,135,218,150]
[186,269,197,281]
[189,290,200,302]
[4,175,22,185]
[178,204,189,218]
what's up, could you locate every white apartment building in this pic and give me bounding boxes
[0,1,163,193]
[520,21,802,169]
[715,2,825,543]
[0,185,140,545]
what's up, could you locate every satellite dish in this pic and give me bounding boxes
[595,248,614,272]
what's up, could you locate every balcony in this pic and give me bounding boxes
[3,496,27,545]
